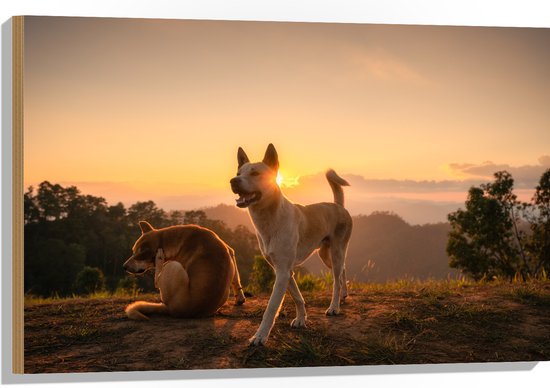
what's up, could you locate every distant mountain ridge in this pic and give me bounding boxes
[302,212,456,282]
[201,203,254,230]
[199,204,456,282]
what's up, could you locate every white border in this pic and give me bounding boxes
[1,1,550,387]
[2,0,550,27]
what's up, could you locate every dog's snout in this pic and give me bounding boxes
[230,177,241,190]
[123,257,135,273]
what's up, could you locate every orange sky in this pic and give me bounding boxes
[23,17,550,217]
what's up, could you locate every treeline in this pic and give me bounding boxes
[24,181,259,296]
[25,169,549,297]
[447,169,550,281]
[307,169,550,283]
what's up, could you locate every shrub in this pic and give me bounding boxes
[115,276,141,297]
[247,255,275,295]
[25,238,86,296]
[295,272,330,292]
[73,266,106,295]
[247,256,332,294]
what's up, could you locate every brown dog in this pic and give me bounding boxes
[123,221,246,319]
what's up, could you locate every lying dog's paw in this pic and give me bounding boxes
[290,317,307,328]
[325,306,341,316]
[125,304,151,321]
[155,248,166,264]
[235,290,246,306]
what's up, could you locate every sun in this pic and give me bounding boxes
[276,172,283,186]
[276,171,300,188]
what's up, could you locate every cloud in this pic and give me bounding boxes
[538,155,550,167]
[447,155,550,188]
[342,46,428,85]
[281,173,475,224]
[285,173,479,195]
[355,55,425,84]
[28,158,547,226]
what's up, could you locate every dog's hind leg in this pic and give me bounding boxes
[126,259,191,320]
[228,247,246,305]
[288,274,307,328]
[340,267,348,302]
[326,246,345,316]
[319,241,347,301]
[318,240,332,269]
[156,260,192,316]
[125,301,168,320]
[125,249,171,320]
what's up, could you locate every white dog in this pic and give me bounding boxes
[230,144,353,345]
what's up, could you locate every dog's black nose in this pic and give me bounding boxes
[230,177,240,189]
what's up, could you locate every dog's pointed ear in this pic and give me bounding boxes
[139,221,154,234]
[262,143,279,171]
[237,147,250,168]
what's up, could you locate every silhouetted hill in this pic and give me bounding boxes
[201,203,254,230]
[303,212,457,282]
[196,206,456,282]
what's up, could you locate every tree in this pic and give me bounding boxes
[24,238,86,296]
[24,182,126,293]
[36,181,66,220]
[169,210,185,225]
[127,201,168,229]
[447,171,530,281]
[183,210,208,225]
[24,186,40,224]
[529,169,550,274]
[73,266,106,295]
[23,181,260,295]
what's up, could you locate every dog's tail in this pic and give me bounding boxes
[125,301,169,320]
[326,169,350,207]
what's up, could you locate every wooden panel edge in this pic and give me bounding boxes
[12,15,24,375]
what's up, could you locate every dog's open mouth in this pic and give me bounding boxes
[125,269,146,276]
[235,191,262,208]
[125,267,153,276]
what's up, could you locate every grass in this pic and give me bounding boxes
[348,333,417,365]
[24,276,550,372]
[295,271,333,292]
[273,333,336,367]
[24,288,141,307]
[350,276,475,295]
[388,311,425,332]
[507,282,550,306]
[244,330,344,368]
[62,325,99,341]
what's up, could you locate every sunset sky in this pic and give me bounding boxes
[23,16,550,223]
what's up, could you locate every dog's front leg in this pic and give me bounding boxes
[250,268,291,346]
[154,248,166,289]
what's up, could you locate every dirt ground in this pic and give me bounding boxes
[24,282,550,373]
